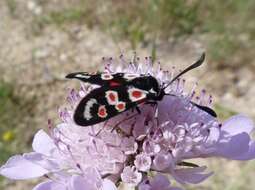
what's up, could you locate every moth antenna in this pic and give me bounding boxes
[163,52,205,90]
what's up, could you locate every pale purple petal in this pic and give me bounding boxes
[213,115,255,159]
[23,152,60,171]
[33,181,67,190]
[70,175,97,190]
[222,115,254,135]
[32,130,56,156]
[171,166,213,184]
[0,155,49,180]
[121,137,138,155]
[151,174,183,190]
[121,166,142,186]
[134,153,152,172]
[152,153,174,171]
[214,132,250,159]
[142,140,161,156]
[102,179,118,190]
[232,141,255,160]
[139,174,183,190]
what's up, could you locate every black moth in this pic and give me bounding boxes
[66,53,216,127]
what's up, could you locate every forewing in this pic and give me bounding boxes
[73,85,148,126]
[66,72,144,87]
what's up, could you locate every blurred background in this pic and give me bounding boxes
[0,0,255,189]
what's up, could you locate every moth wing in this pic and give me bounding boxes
[66,72,145,87]
[66,72,131,87]
[73,85,148,126]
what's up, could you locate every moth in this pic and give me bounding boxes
[66,53,216,126]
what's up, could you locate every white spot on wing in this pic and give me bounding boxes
[123,73,140,80]
[84,98,97,120]
[101,74,113,80]
[75,74,90,79]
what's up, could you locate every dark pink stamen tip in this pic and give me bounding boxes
[44,174,50,179]
[76,163,81,169]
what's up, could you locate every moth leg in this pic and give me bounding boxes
[148,102,159,126]
[136,106,141,114]
[111,113,139,135]
[94,120,109,136]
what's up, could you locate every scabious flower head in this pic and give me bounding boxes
[1,54,255,190]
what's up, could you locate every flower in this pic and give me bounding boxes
[121,166,142,186]
[1,53,255,190]
[134,153,152,172]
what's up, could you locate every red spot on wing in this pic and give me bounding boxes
[116,102,126,111]
[109,92,116,102]
[98,106,107,118]
[132,90,143,99]
[110,81,120,87]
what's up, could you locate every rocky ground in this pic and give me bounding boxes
[0,1,255,190]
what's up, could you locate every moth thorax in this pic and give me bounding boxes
[132,76,160,94]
